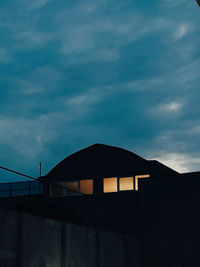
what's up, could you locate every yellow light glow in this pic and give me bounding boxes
[65,182,79,194]
[135,174,150,190]
[119,177,133,191]
[80,179,93,194]
[104,178,117,193]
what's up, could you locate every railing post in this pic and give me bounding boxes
[28,182,31,195]
[9,183,12,197]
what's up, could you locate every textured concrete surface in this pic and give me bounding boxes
[22,214,61,267]
[0,209,17,266]
[97,229,142,267]
[65,222,97,267]
[0,209,142,267]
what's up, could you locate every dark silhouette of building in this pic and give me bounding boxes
[0,143,200,266]
[40,143,178,198]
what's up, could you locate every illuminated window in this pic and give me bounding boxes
[119,177,133,191]
[80,179,93,194]
[104,178,117,193]
[135,174,150,190]
[51,182,64,197]
[65,182,79,195]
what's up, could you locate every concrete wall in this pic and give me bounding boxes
[0,209,142,267]
[0,192,141,237]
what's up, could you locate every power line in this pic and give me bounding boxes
[0,166,37,180]
[0,166,83,195]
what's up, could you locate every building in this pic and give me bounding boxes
[40,143,177,197]
[0,143,200,266]
[0,144,178,234]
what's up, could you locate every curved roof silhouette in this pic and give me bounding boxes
[41,144,150,181]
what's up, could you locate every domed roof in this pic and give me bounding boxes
[41,144,149,181]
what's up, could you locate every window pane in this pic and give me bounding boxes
[51,182,64,197]
[104,178,117,193]
[135,174,150,190]
[80,180,93,194]
[65,182,79,195]
[119,177,133,191]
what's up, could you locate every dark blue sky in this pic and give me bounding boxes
[0,0,200,181]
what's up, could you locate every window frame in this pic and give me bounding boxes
[135,174,150,191]
[103,177,118,193]
[103,174,150,193]
[80,179,94,195]
[50,179,94,198]
[65,181,80,196]
[119,177,134,191]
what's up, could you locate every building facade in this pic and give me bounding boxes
[0,143,200,266]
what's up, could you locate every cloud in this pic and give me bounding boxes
[88,49,120,62]
[0,115,56,160]
[17,66,64,96]
[21,0,51,10]
[55,3,176,65]
[154,152,200,173]
[19,80,45,95]
[176,61,200,87]
[147,101,184,122]
[173,24,189,40]
[0,0,200,180]
[67,89,101,107]
[0,48,11,62]
[62,86,109,120]
[13,29,51,49]
[159,102,183,113]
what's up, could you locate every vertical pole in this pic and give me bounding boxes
[28,182,31,195]
[39,162,42,177]
[9,183,12,197]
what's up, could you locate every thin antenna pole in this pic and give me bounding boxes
[39,162,42,177]
[0,166,37,180]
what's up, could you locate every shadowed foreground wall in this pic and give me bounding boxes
[0,209,142,267]
[140,173,200,267]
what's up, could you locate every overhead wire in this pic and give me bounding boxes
[0,166,37,180]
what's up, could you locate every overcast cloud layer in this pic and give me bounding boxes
[0,0,200,181]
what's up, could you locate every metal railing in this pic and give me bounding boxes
[0,180,43,198]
